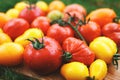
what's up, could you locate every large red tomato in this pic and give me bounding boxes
[31,16,50,35]
[23,37,63,75]
[3,18,30,40]
[18,5,45,24]
[46,24,74,45]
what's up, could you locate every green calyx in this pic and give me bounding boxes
[27,37,44,50]
[62,51,72,63]
[112,53,120,69]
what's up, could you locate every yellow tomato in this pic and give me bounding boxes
[0,42,24,66]
[48,0,65,12]
[14,28,44,47]
[0,33,12,44]
[14,1,28,12]
[89,36,117,64]
[89,59,107,80]
[60,62,89,80]
[36,1,48,13]
[0,28,3,33]
[6,8,20,18]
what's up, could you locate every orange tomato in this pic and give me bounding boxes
[86,8,116,28]
[0,12,11,28]
[48,0,65,12]
[0,42,24,66]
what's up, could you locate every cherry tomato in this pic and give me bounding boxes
[31,16,50,35]
[62,37,95,66]
[86,8,116,28]
[3,18,30,40]
[0,42,24,66]
[60,62,89,80]
[78,21,101,44]
[46,24,74,45]
[23,37,63,75]
[102,22,120,47]
[18,5,45,24]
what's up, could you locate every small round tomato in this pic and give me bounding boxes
[24,37,63,75]
[0,42,24,66]
[31,16,50,35]
[46,24,74,45]
[48,0,65,12]
[3,18,30,40]
[60,62,89,80]
[18,5,45,24]
[86,8,116,28]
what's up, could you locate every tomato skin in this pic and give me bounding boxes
[23,37,63,75]
[18,5,45,24]
[47,24,74,45]
[3,18,30,40]
[102,22,120,47]
[31,16,50,35]
[62,37,95,66]
[78,21,101,43]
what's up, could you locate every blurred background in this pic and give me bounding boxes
[0,0,120,15]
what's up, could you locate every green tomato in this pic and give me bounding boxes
[47,10,63,21]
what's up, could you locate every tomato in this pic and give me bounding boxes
[18,5,45,24]
[3,18,30,40]
[6,8,20,19]
[89,59,107,80]
[86,8,116,28]
[89,37,117,64]
[78,21,101,44]
[23,36,63,75]
[102,22,120,47]
[47,10,64,22]
[36,1,49,14]
[14,28,44,47]
[0,32,12,44]
[14,1,29,12]
[48,0,65,12]
[46,24,74,45]
[62,37,95,66]
[0,42,24,66]
[31,16,50,35]
[63,4,87,16]
[60,62,89,80]
[0,12,11,28]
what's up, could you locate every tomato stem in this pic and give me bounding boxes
[27,37,44,50]
[112,53,120,69]
[62,51,72,63]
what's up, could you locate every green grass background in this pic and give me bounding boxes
[0,0,120,16]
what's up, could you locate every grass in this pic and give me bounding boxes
[0,0,120,15]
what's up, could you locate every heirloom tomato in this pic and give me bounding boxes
[62,37,95,66]
[60,62,89,80]
[0,42,24,66]
[89,37,117,64]
[46,24,74,45]
[3,18,30,40]
[102,22,120,47]
[18,5,45,24]
[23,37,63,75]
[86,8,116,28]
[78,21,101,44]
[31,16,50,35]
[89,59,107,80]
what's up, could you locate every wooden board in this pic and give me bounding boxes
[14,60,120,80]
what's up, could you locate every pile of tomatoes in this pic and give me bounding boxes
[0,0,120,80]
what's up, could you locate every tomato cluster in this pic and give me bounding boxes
[0,0,120,80]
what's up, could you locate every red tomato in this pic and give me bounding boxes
[3,18,30,40]
[31,16,50,35]
[18,5,45,24]
[23,37,63,75]
[62,37,95,66]
[102,22,120,47]
[46,24,74,45]
[78,21,101,44]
